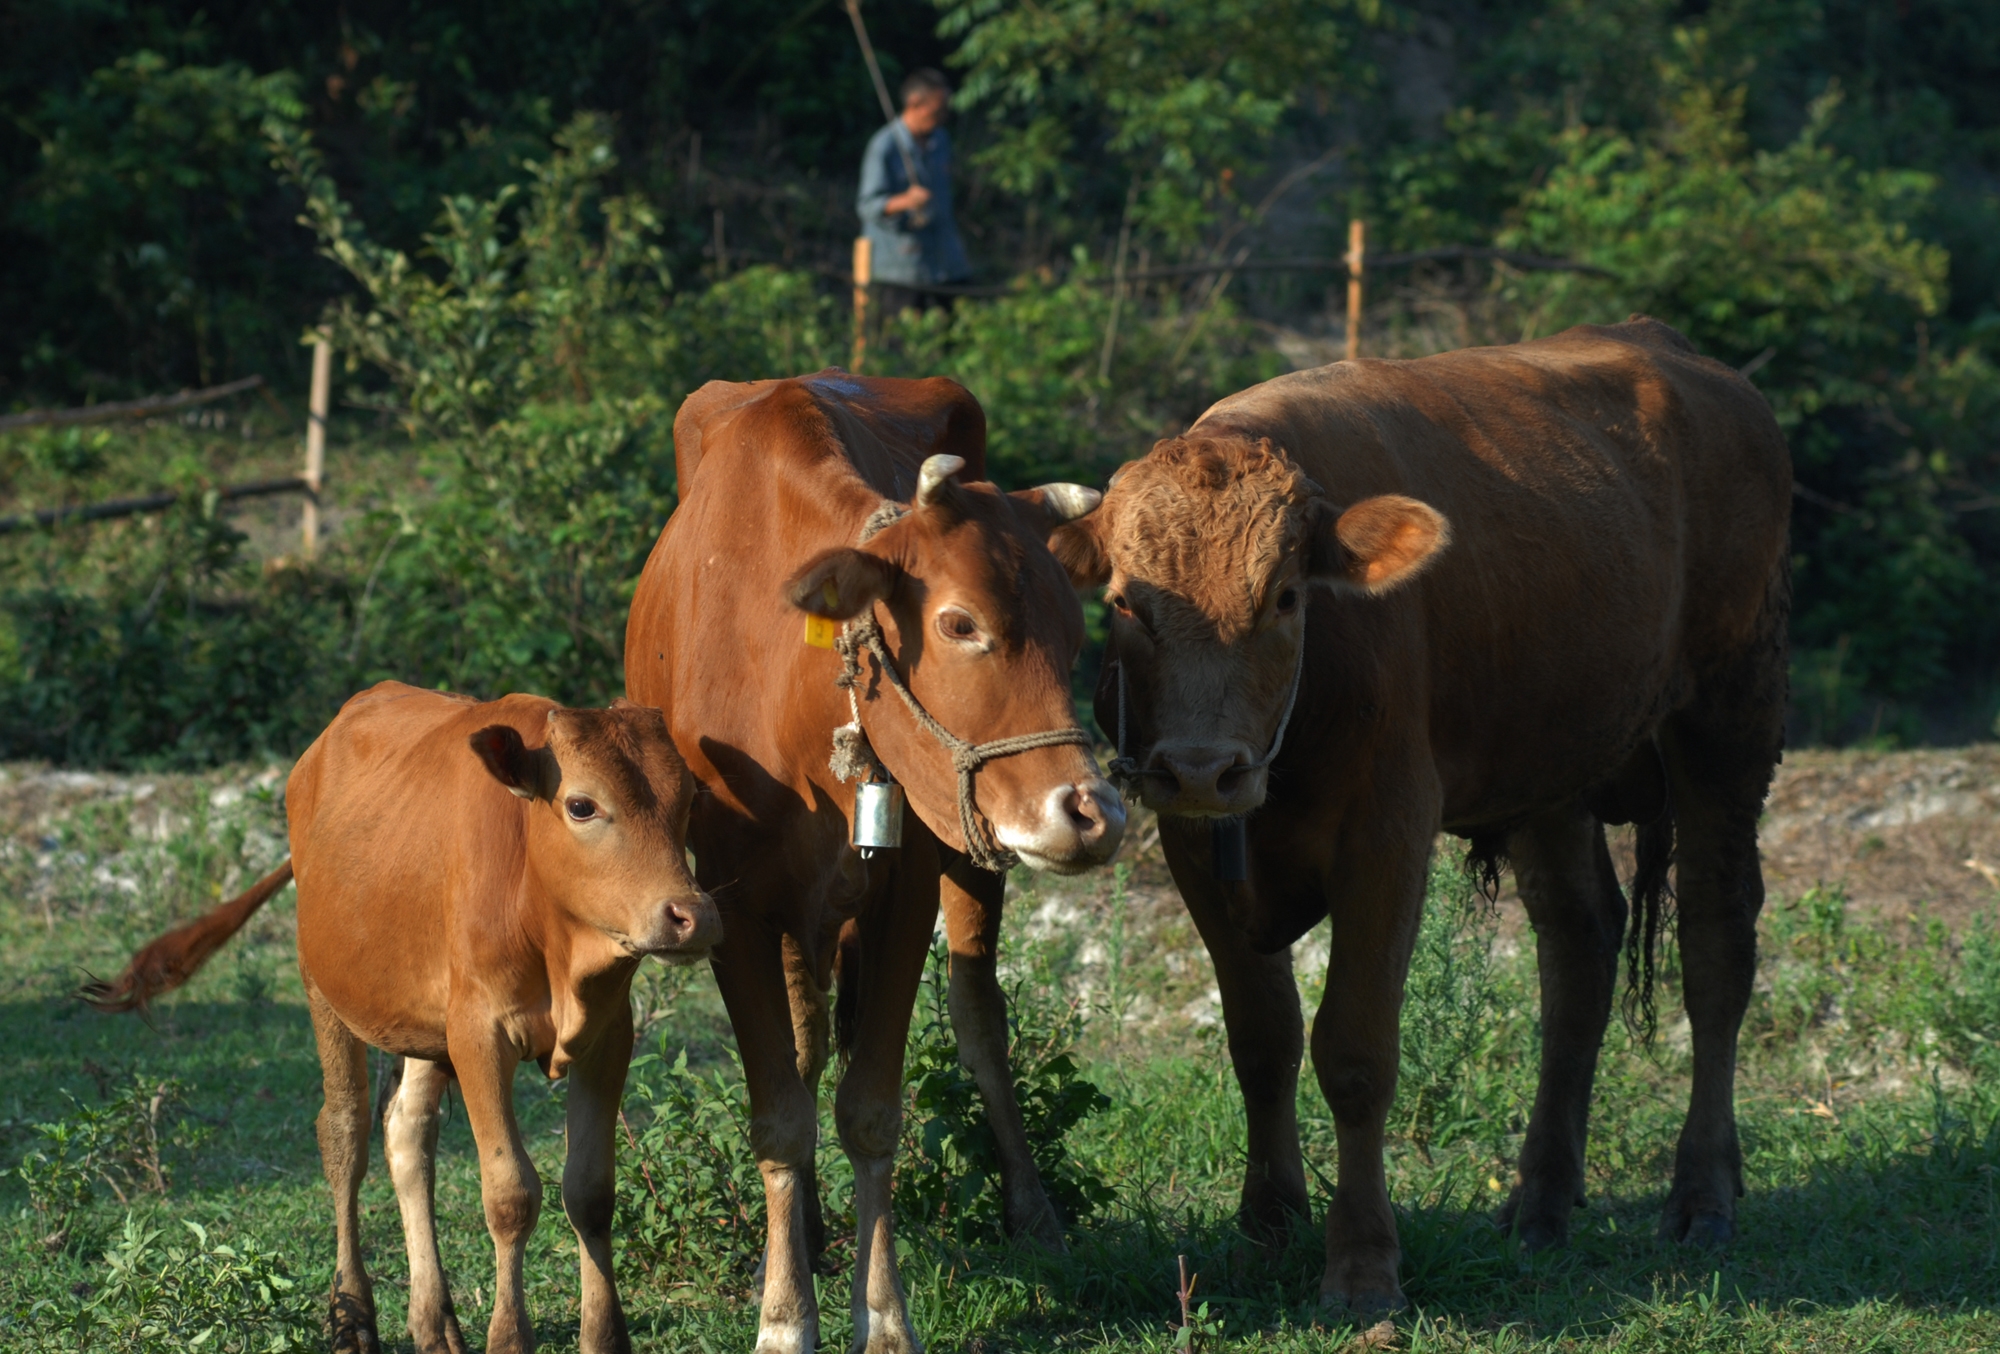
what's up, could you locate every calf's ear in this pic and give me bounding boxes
[784,548,900,620]
[1306,494,1450,595]
[470,725,556,800]
[1048,512,1113,589]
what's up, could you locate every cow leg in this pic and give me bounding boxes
[714,914,822,1354]
[940,855,1065,1249]
[1162,822,1309,1241]
[782,930,832,1264]
[836,859,940,1354]
[1498,805,1626,1251]
[1656,676,1782,1245]
[307,977,379,1354]
[1311,832,1429,1314]
[565,1005,635,1354]
[383,1057,469,1354]
[450,1026,542,1354]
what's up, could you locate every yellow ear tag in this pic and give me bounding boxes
[804,580,840,647]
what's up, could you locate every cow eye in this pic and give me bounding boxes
[936,607,982,644]
[1108,593,1133,617]
[565,796,599,822]
[1276,587,1300,614]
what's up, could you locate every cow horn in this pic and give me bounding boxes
[1038,483,1101,521]
[915,454,966,507]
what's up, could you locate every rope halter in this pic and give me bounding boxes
[1105,613,1307,799]
[826,497,1094,874]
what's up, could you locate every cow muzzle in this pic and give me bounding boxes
[623,891,723,962]
[1143,744,1269,819]
[995,774,1127,874]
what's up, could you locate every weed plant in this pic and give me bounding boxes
[2,773,1997,1350]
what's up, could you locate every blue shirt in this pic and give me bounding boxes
[857,120,970,287]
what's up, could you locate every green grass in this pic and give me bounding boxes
[2,763,1996,1351]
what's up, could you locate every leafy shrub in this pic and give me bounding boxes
[18,1215,319,1353]
[11,1076,200,1249]
[897,938,1113,1243]
[617,1044,766,1288]
[1392,852,1499,1154]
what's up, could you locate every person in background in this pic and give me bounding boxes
[857,67,970,316]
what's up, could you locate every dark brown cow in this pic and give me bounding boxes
[625,371,1123,1354]
[88,682,720,1354]
[1051,318,1790,1311]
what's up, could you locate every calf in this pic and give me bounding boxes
[626,372,1123,1354]
[88,682,720,1354]
[1052,318,1790,1309]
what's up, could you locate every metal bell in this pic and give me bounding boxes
[852,779,905,856]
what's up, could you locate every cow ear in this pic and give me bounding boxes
[1306,494,1450,595]
[1048,511,1113,589]
[470,725,555,800]
[784,548,899,620]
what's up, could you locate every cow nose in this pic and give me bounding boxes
[1052,777,1126,859]
[1149,748,1261,815]
[998,775,1127,874]
[651,891,722,958]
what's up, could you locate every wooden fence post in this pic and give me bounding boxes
[302,331,331,560]
[851,236,873,373]
[1345,219,1367,362]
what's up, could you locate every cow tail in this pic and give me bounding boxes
[834,923,863,1059]
[81,860,295,1012]
[1622,805,1678,1041]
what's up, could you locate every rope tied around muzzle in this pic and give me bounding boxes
[826,499,1094,874]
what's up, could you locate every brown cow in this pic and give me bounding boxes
[87,682,720,1354]
[625,371,1123,1354]
[1050,318,1790,1311]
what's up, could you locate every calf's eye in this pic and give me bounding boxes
[1109,593,1132,616]
[565,796,599,822]
[1276,587,1300,614]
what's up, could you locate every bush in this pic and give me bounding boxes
[11,1076,203,1252]
[617,1044,766,1289]
[897,937,1114,1243]
[1392,852,1500,1155]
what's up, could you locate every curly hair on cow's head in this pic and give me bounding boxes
[1098,435,1329,641]
[1141,435,1323,502]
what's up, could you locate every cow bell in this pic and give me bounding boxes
[852,778,906,857]
[1211,817,1248,883]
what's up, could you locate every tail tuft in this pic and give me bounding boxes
[1621,807,1678,1040]
[81,861,295,1012]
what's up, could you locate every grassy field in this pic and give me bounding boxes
[1,758,1996,1352]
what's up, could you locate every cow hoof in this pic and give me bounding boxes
[330,1292,381,1354]
[1667,1208,1736,1248]
[849,1305,923,1354]
[1496,1186,1573,1252]
[1006,1196,1068,1253]
[1319,1283,1407,1319]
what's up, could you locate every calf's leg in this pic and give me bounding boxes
[1656,678,1781,1245]
[383,1056,469,1354]
[782,929,832,1264]
[940,855,1064,1248]
[1161,820,1309,1241]
[307,978,379,1353]
[1499,805,1626,1250]
[837,855,941,1354]
[450,1025,542,1354]
[715,913,823,1354]
[565,1005,635,1354]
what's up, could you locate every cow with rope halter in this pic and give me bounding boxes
[1050,317,1791,1312]
[624,370,1122,1354]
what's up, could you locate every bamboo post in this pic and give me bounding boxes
[1345,218,1366,362]
[302,331,331,560]
[851,236,873,373]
